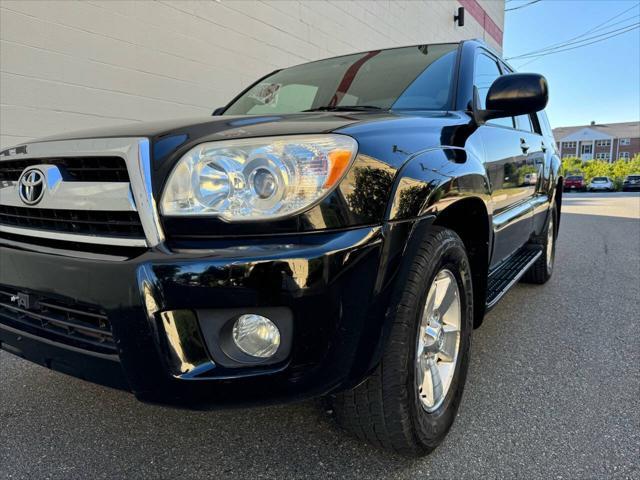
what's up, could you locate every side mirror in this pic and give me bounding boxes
[212,107,225,116]
[473,73,548,125]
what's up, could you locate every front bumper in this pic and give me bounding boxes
[0,225,403,406]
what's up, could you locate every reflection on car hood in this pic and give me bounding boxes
[22,111,435,144]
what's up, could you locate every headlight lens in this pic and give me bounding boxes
[160,134,358,220]
[232,314,281,358]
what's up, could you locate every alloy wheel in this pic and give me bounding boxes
[415,269,461,412]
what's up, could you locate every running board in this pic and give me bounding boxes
[486,246,543,309]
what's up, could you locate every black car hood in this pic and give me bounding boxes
[12,110,470,194]
[29,112,402,144]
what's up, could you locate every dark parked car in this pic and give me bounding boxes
[0,40,561,455]
[622,174,640,191]
[564,175,586,191]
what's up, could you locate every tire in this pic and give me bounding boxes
[522,205,556,284]
[331,227,473,456]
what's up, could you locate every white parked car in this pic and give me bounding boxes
[587,176,614,192]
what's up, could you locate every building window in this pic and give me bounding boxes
[595,139,611,147]
[562,153,577,159]
[620,138,631,145]
[595,153,610,160]
[563,141,577,148]
[619,152,631,160]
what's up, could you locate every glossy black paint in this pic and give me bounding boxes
[0,223,422,405]
[0,40,562,405]
[482,73,549,123]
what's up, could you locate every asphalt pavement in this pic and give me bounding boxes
[1,192,639,479]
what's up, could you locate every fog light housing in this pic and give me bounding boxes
[232,314,280,358]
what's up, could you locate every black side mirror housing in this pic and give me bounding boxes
[474,73,548,124]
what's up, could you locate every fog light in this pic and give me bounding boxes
[232,314,280,358]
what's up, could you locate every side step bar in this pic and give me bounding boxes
[486,246,543,309]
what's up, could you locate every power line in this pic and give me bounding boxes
[524,16,639,56]
[507,3,639,59]
[508,21,640,60]
[512,24,639,64]
[510,22,639,59]
[577,3,639,38]
[505,0,542,13]
[505,3,639,60]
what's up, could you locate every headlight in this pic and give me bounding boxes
[160,134,358,221]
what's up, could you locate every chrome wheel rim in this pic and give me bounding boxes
[415,269,461,412]
[546,216,554,272]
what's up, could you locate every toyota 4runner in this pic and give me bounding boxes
[0,40,562,455]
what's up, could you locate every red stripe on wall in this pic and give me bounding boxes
[458,0,503,47]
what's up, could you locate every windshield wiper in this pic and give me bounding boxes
[302,105,383,112]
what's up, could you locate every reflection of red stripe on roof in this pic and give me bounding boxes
[458,0,503,46]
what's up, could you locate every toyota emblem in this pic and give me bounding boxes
[18,168,45,205]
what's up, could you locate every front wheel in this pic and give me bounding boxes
[331,227,473,456]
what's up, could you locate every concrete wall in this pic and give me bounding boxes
[0,0,504,149]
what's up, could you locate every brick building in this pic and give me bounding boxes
[553,121,640,162]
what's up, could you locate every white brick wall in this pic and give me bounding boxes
[0,0,503,149]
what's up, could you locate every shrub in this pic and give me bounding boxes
[560,154,640,191]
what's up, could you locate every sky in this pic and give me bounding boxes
[502,0,640,128]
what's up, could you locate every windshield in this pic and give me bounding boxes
[567,176,583,181]
[223,44,458,115]
[593,177,608,182]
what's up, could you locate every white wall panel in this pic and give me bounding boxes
[0,0,503,148]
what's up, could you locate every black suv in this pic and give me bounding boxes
[0,40,562,455]
[622,174,640,191]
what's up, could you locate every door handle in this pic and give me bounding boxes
[541,142,547,153]
[520,138,530,154]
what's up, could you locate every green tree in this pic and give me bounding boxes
[561,156,583,176]
[560,154,640,191]
[582,160,610,184]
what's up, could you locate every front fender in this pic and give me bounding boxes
[386,147,492,221]
[344,148,493,385]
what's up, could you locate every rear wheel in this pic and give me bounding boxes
[331,227,473,456]
[522,206,556,284]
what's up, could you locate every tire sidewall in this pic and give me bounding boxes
[406,235,474,448]
[545,206,557,277]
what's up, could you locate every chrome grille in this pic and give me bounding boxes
[0,138,164,253]
[0,205,144,237]
[0,156,129,182]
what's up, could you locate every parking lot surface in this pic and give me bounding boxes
[1,192,639,479]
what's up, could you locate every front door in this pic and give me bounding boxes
[473,52,535,269]
[581,143,593,160]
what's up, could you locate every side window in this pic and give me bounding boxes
[516,113,544,134]
[474,54,513,128]
[515,115,534,133]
